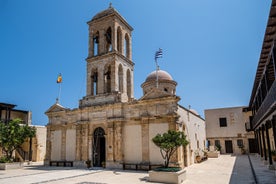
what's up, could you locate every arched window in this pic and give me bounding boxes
[124,34,130,58]
[117,27,122,53]
[91,69,98,96]
[118,64,123,93]
[104,65,111,93]
[105,27,112,53]
[93,31,99,56]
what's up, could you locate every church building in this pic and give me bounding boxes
[45,5,206,169]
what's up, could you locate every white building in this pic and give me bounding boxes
[205,106,257,154]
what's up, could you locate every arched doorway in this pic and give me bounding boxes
[93,127,106,167]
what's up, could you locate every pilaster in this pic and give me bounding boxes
[107,122,114,162]
[61,128,66,160]
[141,118,149,162]
[114,121,123,162]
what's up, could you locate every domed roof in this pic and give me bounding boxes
[145,70,173,82]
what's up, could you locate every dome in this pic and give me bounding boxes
[145,70,173,82]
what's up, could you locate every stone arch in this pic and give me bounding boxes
[92,127,106,167]
[117,26,122,54]
[105,27,112,53]
[118,64,123,93]
[91,68,98,96]
[104,64,112,93]
[93,31,100,56]
[124,33,130,59]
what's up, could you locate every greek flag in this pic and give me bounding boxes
[155,48,163,60]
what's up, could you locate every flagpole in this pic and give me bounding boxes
[56,73,62,104]
[155,57,159,88]
[58,82,62,103]
[155,48,162,89]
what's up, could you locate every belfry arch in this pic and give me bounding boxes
[104,65,112,93]
[124,33,130,59]
[105,27,112,53]
[91,68,98,96]
[93,31,99,56]
[117,27,122,54]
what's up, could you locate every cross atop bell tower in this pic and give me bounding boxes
[80,5,134,107]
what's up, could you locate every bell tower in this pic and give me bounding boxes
[80,4,134,107]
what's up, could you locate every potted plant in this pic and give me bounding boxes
[194,150,201,163]
[239,145,246,154]
[215,144,221,152]
[101,161,106,168]
[149,130,189,184]
[85,159,91,168]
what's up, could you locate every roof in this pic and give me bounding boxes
[88,4,133,31]
[0,102,16,109]
[249,0,276,106]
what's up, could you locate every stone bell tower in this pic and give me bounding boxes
[80,4,134,107]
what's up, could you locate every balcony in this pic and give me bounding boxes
[252,80,276,129]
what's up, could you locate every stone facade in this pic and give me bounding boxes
[205,106,256,154]
[45,5,206,169]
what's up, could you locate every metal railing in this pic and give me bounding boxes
[252,80,276,129]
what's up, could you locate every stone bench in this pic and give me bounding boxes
[49,161,73,167]
[122,162,162,170]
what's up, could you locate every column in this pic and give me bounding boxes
[112,24,116,52]
[272,117,276,150]
[262,125,267,161]
[99,30,105,55]
[254,130,260,154]
[258,128,263,157]
[88,30,94,58]
[265,121,273,165]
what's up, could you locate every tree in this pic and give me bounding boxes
[0,118,36,162]
[152,130,189,168]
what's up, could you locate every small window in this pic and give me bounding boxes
[237,139,243,148]
[219,117,227,127]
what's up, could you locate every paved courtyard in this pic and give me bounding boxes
[0,155,275,184]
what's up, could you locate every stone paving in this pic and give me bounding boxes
[0,154,275,184]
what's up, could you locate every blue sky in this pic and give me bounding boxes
[0,0,272,125]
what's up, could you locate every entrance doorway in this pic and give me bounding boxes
[93,127,106,167]
[248,138,258,153]
[225,140,233,153]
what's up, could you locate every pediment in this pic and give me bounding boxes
[45,103,67,114]
[139,88,172,100]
